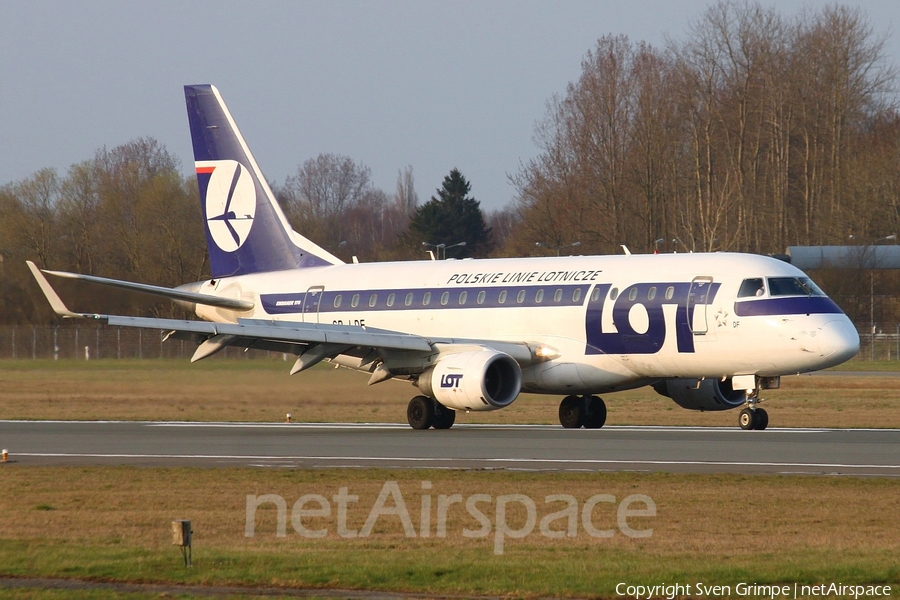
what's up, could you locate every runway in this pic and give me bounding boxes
[2,420,898,476]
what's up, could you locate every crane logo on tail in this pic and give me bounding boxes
[199,160,256,252]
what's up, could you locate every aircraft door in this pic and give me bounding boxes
[302,286,325,323]
[689,277,713,335]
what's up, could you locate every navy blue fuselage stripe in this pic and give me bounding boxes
[734,296,843,317]
[261,284,591,315]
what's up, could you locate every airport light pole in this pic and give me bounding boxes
[423,241,467,260]
[422,242,439,260]
[442,241,467,259]
[672,238,691,253]
[535,241,582,256]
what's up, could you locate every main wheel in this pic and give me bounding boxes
[407,395,434,430]
[432,402,456,429]
[583,396,607,429]
[559,395,585,429]
[739,408,756,430]
[753,408,768,430]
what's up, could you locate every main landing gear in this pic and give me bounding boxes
[738,392,768,430]
[407,395,456,430]
[558,395,607,429]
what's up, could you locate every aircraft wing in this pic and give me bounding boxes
[27,262,544,378]
[108,315,433,353]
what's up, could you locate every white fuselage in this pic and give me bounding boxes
[194,252,860,395]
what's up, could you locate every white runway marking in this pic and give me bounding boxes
[5,420,896,433]
[13,452,900,471]
[5,421,896,475]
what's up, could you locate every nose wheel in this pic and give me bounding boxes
[739,407,768,430]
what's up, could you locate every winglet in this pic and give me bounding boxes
[26,261,94,319]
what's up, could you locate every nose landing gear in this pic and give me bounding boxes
[738,392,768,430]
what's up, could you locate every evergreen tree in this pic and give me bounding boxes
[408,169,492,258]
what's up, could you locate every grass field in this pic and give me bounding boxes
[1,358,899,428]
[0,467,897,598]
[1,359,898,598]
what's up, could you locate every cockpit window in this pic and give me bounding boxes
[738,278,765,298]
[767,277,825,297]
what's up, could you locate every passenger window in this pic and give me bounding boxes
[386,293,395,307]
[517,290,526,304]
[405,292,413,306]
[440,291,449,306]
[535,289,544,303]
[610,288,619,301]
[591,287,601,302]
[351,294,360,308]
[572,288,582,303]
[368,294,378,307]
[738,278,765,298]
[499,290,508,304]
[423,292,431,306]
[334,294,342,308]
[553,289,563,302]
[477,291,486,305]
[648,287,657,301]
[459,291,468,305]
[628,288,638,301]
[665,286,674,300]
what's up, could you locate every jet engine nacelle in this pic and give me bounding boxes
[653,378,747,411]
[417,350,522,411]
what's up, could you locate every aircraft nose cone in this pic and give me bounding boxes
[816,319,860,367]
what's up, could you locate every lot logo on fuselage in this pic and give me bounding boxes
[585,281,719,355]
[200,160,256,252]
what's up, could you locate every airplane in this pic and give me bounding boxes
[28,84,860,431]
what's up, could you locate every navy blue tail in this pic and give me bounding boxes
[184,85,340,278]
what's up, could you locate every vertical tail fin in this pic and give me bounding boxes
[184,85,342,278]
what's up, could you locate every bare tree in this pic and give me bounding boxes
[58,161,100,274]
[395,165,419,218]
[508,1,896,259]
[281,154,373,251]
[9,168,60,268]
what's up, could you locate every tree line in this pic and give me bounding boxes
[0,141,496,323]
[2,1,899,327]
[509,2,899,257]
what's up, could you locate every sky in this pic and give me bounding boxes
[2,1,899,212]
